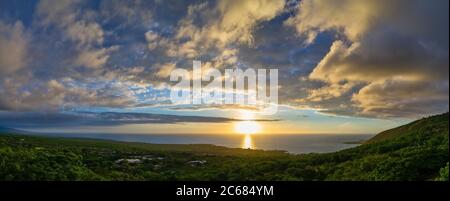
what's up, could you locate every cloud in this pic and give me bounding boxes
[309,37,447,84]
[66,21,104,48]
[285,0,379,43]
[1,0,447,121]
[100,0,153,26]
[0,21,28,75]
[0,111,240,128]
[141,0,285,90]
[154,62,176,78]
[0,78,136,111]
[0,1,135,112]
[37,0,114,69]
[168,104,262,112]
[165,0,286,58]
[74,46,119,69]
[145,31,160,50]
[287,0,449,118]
[352,79,449,118]
[36,0,80,27]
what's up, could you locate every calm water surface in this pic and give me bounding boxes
[25,133,373,154]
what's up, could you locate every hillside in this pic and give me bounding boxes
[0,113,448,181]
[315,112,449,180]
[366,113,449,143]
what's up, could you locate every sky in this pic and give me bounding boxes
[0,0,448,135]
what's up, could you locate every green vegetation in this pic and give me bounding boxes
[0,113,448,181]
[437,163,449,181]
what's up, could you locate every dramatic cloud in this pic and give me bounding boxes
[165,0,286,58]
[352,79,449,118]
[285,0,379,44]
[287,0,449,117]
[0,0,448,122]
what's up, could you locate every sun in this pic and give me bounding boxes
[234,121,262,135]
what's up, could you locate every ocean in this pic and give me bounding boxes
[21,133,374,154]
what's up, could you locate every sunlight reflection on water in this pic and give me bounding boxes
[242,134,254,149]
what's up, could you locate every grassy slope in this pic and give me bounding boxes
[315,113,449,180]
[366,113,449,143]
[0,113,448,181]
